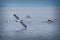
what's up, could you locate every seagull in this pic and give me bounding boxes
[26,15,31,19]
[47,19,56,23]
[13,14,27,28]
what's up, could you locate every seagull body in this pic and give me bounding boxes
[47,19,56,23]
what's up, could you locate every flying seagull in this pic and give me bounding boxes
[47,19,56,23]
[26,15,31,19]
[13,14,27,28]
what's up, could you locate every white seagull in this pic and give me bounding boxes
[13,14,27,28]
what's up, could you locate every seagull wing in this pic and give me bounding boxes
[19,20,27,28]
[13,14,20,20]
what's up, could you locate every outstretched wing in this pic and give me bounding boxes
[13,14,20,20]
[19,20,27,28]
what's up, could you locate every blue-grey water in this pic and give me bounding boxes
[0,7,60,40]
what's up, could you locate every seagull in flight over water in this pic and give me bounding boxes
[47,19,56,23]
[13,14,27,28]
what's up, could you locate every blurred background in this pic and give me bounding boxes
[0,0,60,40]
